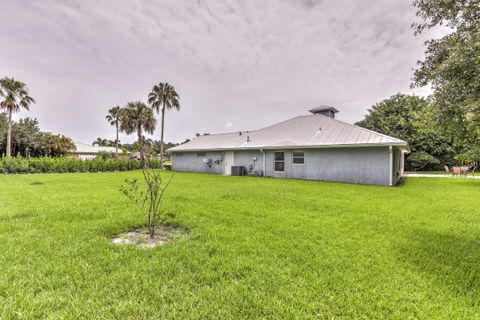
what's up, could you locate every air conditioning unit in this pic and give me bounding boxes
[231,166,245,176]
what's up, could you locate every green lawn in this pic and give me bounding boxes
[1,172,479,319]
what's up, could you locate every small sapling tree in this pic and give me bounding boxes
[120,166,174,239]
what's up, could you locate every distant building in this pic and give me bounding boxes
[67,142,119,160]
[167,107,409,186]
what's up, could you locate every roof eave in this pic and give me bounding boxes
[167,142,408,153]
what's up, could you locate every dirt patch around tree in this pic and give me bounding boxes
[112,224,188,248]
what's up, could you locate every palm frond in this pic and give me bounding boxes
[147,82,180,113]
[120,102,156,135]
[0,77,35,114]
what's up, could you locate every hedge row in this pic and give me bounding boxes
[0,156,162,174]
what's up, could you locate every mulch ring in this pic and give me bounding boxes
[112,225,187,248]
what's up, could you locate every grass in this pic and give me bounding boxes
[1,172,480,319]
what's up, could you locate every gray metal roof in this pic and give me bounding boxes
[167,114,408,152]
[71,142,118,154]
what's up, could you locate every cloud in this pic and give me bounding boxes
[0,0,441,143]
[226,122,233,128]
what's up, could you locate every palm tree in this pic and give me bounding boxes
[148,82,180,165]
[0,77,35,157]
[105,106,122,157]
[92,137,107,146]
[120,102,156,163]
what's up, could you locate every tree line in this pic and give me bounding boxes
[0,77,75,157]
[0,115,75,157]
[91,136,179,158]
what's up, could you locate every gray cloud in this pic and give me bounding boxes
[0,0,441,144]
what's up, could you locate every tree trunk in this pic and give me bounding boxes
[160,104,166,167]
[6,108,12,157]
[115,122,119,159]
[137,127,144,164]
[148,188,154,239]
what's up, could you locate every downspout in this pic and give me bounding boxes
[260,149,266,177]
[389,145,393,186]
[400,150,405,177]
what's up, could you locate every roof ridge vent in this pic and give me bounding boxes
[309,106,339,118]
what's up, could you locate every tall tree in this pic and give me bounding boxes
[120,102,156,163]
[356,93,454,170]
[148,82,180,165]
[356,94,424,142]
[411,0,480,157]
[0,77,35,157]
[40,133,75,157]
[106,106,122,158]
[11,117,42,156]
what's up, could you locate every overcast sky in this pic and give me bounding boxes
[0,0,443,144]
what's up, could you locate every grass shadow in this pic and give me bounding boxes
[29,181,45,185]
[398,228,480,299]
[5,211,35,220]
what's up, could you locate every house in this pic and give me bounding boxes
[167,107,409,186]
[67,142,120,160]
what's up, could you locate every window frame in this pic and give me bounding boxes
[196,152,206,157]
[274,151,285,172]
[292,151,305,165]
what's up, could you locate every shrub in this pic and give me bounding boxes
[455,148,480,165]
[0,156,162,174]
[407,151,440,171]
[97,151,117,160]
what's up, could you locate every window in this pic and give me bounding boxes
[274,152,285,171]
[197,152,206,157]
[292,151,304,164]
[174,152,183,156]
